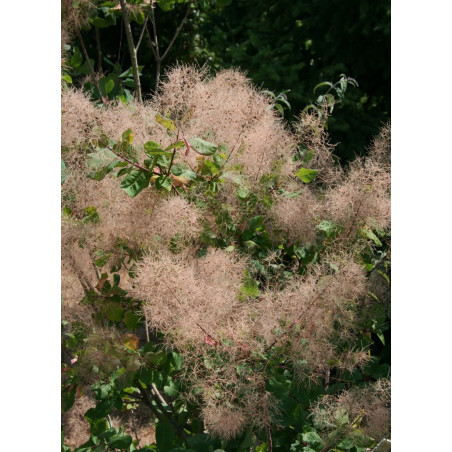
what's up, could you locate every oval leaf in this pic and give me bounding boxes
[156,114,176,131]
[294,167,318,183]
[120,170,151,197]
[188,137,218,156]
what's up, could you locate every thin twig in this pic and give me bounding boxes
[136,6,152,53]
[129,410,140,446]
[151,383,168,406]
[94,27,103,74]
[75,28,106,104]
[160,7,191,62]
[260,383,272,452]
[145,24,158,61]
[138,381,188,441]
[102,143,153,173]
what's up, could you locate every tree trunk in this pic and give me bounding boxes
[119,0,143,103]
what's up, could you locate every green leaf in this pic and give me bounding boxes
[313,81,332,93]
[171,352,183,371]
[98,77,115,97]
[82,206,100,224]
[318,220,342,238]
[155,175,172,191]
[62,74,72,84]
[120,170,151,197]
[70,48,83,68]
[94,250,112,267]
[144,141,172,158]
[121,128,134,144]
[294,167,318,183]
[302,432,324,450]
[131,10,146,25]
[188,137,218,156]
[240,272,259,298]
[164,140,186,151]
[61,159,68,184]
[156,421,175,451]
[87,148,121,181]
[105,303,124,322]
[124,311,140,331]
[302,149,315,163]
[171,163,197,180]
[237,187,250,200]
[359,227,383,246]
[157,0,176,11]
[156,114,176,131]
[108,432,133,449]
[164,380,179,397]
[146,351,167,367]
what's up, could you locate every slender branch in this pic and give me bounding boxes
[260,383,272,452]
[144,311,150,343]
[166,132,179,176]
[145,24,159,61]
[264,288,326,353]
[74,28,106,104]
[94,27,103,74]
[103,143,153,173]
[136,6,151,53]
[129,410,140,446]
[118,17,124,62]
[119,0,143,102]
[160,7,191,62]
[137,381,166,424]
[149,6,162,92]
[137,381,189,441]
[150,5,160,60]
[151,383,168,406]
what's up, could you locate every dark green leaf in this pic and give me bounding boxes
[105,303,124,322]
[108,431,133,449]
[146,351,167,366]
[156,420,175,450]
[120,170,151,197]
[124,311,140,331]
[70,48,83,68]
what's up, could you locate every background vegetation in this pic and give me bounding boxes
[61,1,391,451]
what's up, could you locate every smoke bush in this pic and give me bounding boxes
[61,65,390,446]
